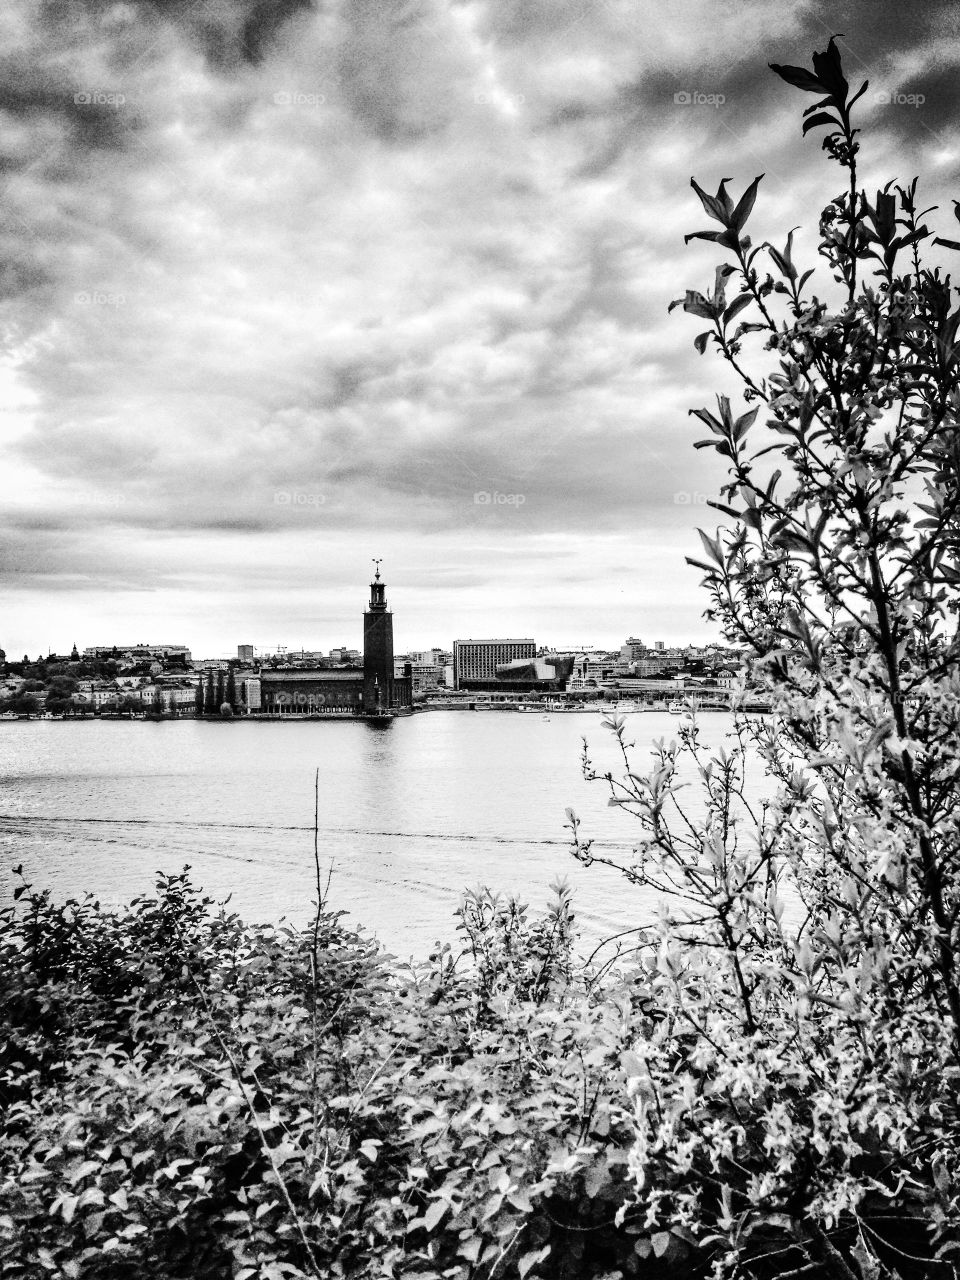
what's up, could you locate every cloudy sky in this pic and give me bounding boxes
[1,0,959,658]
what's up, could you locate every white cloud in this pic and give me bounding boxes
[2,0,959,652]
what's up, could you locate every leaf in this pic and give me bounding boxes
[681,291,717,320]
[584,1162,608,1199]
[690,176,733,224]
[768,62,824,93]
[732,406,759,442]
[620,1050,644,1076]
[802,111,842,135]
[723,294,753,326]
[68,1160,100,1186]
[733,321,766,340]
[812,37,848,97]
[60,1194,80,1225]
[423,1198,447,1232]
[730,174,764,232]
[652,1231,673,1257]
[519,1248,550,1278]
[875,189,897,244]
[683,229,724,246]
[685,556,720,576]
[697,529,725,568]
[848,78,870,108]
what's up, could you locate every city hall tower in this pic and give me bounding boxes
[363,560,395,713]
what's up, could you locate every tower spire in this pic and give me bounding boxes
[368,560,387,611]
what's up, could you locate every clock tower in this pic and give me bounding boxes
[363,560,394,713]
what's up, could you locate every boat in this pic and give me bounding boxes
[518,701,593,713]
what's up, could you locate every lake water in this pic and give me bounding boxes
[0,711,766,960]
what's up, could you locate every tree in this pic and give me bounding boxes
[225,668,237,710]
[154,691,165,717]
[203,672,215,716]
[571,38,960,1277]
[194,681,204,717]
[8,693,40,716]
[215,672,225,709]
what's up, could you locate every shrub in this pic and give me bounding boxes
[0,871,679,1280]
[568,35,960,1280]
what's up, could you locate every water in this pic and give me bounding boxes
[0,711,764,959]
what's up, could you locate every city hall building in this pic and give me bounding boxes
[245,569,413,717]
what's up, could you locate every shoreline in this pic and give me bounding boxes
[0,704,770,723]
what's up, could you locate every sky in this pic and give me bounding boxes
[2,0,959,658]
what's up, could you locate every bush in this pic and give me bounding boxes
[0,871,680,1280]
[565,35,960,1280]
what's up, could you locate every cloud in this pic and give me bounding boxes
[2,0,960,652]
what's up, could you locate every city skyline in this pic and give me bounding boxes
[2,3,959,654]
[7,623,732,665]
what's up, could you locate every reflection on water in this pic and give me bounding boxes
[0,713,769,958]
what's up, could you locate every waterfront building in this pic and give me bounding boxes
[396,656,445,692]
[238,674,261,711]
[568,655,621,690]
[633,655,681,676]
[453,639,535,690]
[487,655,575,694]
[237,645,254,663]
[250,568,413,716]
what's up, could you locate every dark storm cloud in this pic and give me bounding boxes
[36,0,316,68]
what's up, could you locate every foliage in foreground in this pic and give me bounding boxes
[0,871,683,1280]
[564,32,960,1280]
